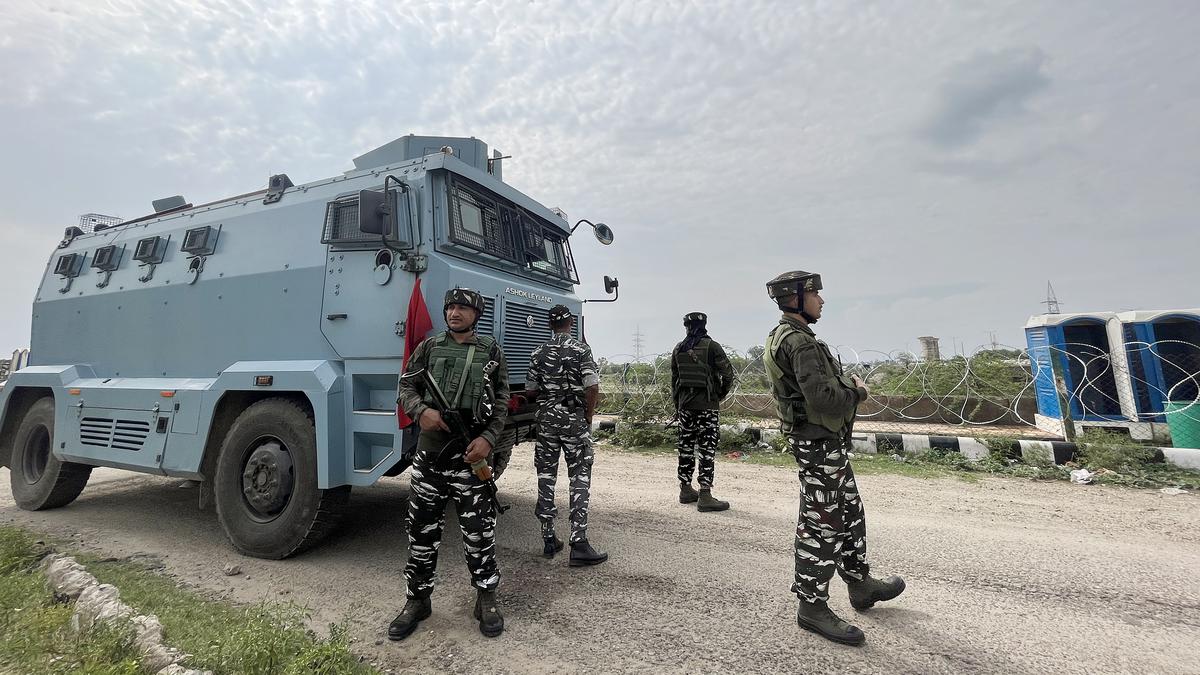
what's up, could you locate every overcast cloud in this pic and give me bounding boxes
[1,0,1197,362]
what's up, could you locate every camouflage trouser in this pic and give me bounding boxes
[534,427,594,544]
[677,409,719,488]
[404,450,499,598]
[789,436,868,604]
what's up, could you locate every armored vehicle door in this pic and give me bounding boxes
[319,189,417,358]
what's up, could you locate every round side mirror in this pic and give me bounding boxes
[593,223,614,246]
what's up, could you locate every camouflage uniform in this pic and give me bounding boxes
[670,336,735,489]
[765,316,869,605]
[397,330,510,599]
[526,332,600,543]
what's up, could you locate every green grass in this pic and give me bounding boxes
[1,527,142,675]
[81,555,376,675]
[0,525,375,675]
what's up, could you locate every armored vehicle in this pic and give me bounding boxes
[0,135,616,558]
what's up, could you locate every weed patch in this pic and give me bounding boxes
[0,526,142,675]
[84,555,375,675]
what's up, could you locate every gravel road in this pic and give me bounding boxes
[3,445,1198,674]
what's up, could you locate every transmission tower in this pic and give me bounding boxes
[632,325,645,361]
[1042,281,1062,314]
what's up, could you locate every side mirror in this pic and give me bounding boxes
[586,276,619,304]
[358,189,392,236]
[593,222,614,246]
[572,218,615,245]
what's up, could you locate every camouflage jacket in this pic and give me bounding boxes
[670,336,735,411]
[398,330,510,448]
[765,316,866,439]
[526,332,600,431]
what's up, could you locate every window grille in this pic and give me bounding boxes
[322,190,410,246]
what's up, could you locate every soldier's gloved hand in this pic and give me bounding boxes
[419,409,450,433]
[464,437,493,464]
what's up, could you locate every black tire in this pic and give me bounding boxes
[214,398,349,559]
[9,397,92,510]
[489,428,517,480]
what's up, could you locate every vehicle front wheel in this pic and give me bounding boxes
[213,398,349,559]
[9,397,92,510]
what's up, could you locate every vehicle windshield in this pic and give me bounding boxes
[446,176,579,284]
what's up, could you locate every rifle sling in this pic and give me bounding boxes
[450,344,476,410]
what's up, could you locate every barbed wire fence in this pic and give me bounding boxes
[598,338,1200,450]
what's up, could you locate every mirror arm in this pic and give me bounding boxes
[584,277,619,304]
[571,218,595,234]
[583,287,618,303]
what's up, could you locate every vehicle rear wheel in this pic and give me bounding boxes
[9,397,92,510]
[214,398,349,559]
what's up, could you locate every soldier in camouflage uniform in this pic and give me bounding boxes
[388,288,510,641]
[670,312,735,511]
[764,270,905,647]
[525,305,608,566]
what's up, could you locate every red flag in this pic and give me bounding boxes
[398,279,435,428]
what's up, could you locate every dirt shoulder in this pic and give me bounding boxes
[2,446,1198,674]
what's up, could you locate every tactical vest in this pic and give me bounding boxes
[763,323,857,434]
[424,333,497,414]
[673,339,715,398]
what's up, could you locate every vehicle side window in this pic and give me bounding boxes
[322,188,414,248]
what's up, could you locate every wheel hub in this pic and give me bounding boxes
[22,426,50,485]
[241,440,294,517]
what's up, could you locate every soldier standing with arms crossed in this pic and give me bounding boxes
[388,288,510,641]
[671,312,735,511]
[763,271,905,646]
[525,305,608,566]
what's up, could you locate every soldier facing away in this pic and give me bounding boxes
[525,305,608,566]
[389,288,510,641]
[763,270,905,646]
[670,312,735,511]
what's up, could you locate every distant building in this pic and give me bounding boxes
[918,336,941,362]
[2,349,30,382]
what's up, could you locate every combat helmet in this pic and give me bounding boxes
[548,304,573,328]
[766,270,822,322]
[683,312,707,326]
[444,287,486,332]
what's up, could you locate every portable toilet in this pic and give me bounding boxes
[1117,309,1200,448]
[1025,312,1131,437]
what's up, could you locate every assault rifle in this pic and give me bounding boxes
[400,368,510,515]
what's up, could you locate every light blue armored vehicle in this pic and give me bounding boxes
[0,135,617,558]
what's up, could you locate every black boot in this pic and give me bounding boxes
[569,540,609,567]
[847,574,906,611]
[473,590,504,638]
[679,482,699,504]
[697,488,730,512]
[387,596,431,641]
[797,600,865,646]
[543,534,564,559]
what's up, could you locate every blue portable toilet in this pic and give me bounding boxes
[1025,312,1129,436]
[1117,310,1200,444]
[1027,309,1200,443]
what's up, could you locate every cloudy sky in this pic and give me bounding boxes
[1,0,1197,362]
